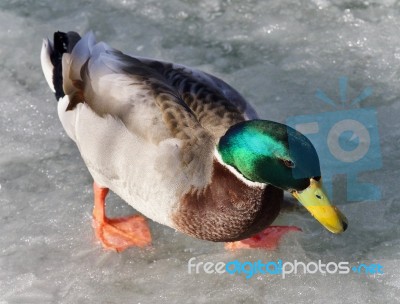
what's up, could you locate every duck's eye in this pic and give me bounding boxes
[283,159,295,168]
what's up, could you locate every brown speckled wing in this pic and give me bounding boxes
[138,59,259,138]
[61,36,217,181]
[62,32,257,144]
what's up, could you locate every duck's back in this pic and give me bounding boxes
[40,31,260,227]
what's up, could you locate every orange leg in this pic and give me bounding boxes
[225,226,301,250]
[92,182,152,252]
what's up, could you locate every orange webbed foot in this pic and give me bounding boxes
[93,214,151,252]
[92,182,152,252]
[225,226,301,251]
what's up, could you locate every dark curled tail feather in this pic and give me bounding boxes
[50,31,81,101]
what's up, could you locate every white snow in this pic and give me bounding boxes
[0,0,399,303]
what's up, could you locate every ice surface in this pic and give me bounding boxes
[1,0,399,303]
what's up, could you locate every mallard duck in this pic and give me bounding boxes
[40,31,347,252]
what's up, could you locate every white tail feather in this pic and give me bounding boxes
[40,38,55,93]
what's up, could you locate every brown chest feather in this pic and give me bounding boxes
[172,160,283,242]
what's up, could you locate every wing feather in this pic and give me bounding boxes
[60,32,258,177]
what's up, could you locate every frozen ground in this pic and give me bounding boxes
[1,0,400,303]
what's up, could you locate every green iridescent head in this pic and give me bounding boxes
[218,120,320,191]
[217,119,348,234]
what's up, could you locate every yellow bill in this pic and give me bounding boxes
[292,178,348,233]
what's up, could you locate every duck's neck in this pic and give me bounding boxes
[171,151,282,242]
[213,148,266,189]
